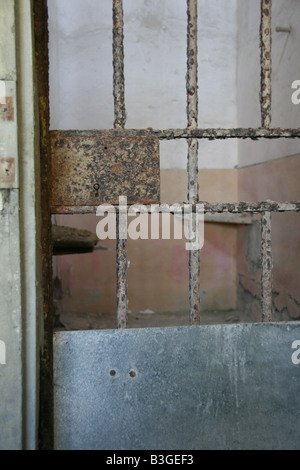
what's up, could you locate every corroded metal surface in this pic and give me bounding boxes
[50,131,160,210]
[186,0,198,131]
[110,127,300,140]
[201,201,300,213]
[261,212,273,321]
[113,0,128,330]
[187,1,200,326]
[50,127,300,143]
[116,212,128,329]
[33,0,54,450]
[50,200,300,215]
[113,0,126,130]
[260,0,272,128]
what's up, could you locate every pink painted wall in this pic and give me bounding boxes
[54,169,239,319]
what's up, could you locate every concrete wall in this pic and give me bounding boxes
[0,0,42,449]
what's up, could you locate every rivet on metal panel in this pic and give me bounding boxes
[129,370,137,379]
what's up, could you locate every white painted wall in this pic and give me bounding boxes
[48,0,238,169]
[237,0,300,167]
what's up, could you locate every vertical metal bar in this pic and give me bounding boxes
[187,0,200,325]
[116,224,128,329]
[261,212,273,321]
[113,0,126,129]
[260,0,272,128]
[113,0,127,328]
[34,0,54,449]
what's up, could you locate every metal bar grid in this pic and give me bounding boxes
[113,0,128,329]
[109,0,298,327]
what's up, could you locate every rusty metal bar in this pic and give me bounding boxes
[187,0,200,325]
[113,0,128,329]
[49,128,300,141]
[261,212,273,321]
[33,0,54,449]
[113,0,126,129]
[201,201,300,213]
[260,0,272,128]
[116,213,128,329]
[51,201,300,215]
[153,127,300,140]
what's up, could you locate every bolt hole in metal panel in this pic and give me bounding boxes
[50,130,160,211]
[54,323,300,450]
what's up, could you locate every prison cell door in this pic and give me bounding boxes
[48,0,300,450]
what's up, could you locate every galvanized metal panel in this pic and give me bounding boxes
[54,323,300,450]
[50,130,160,212]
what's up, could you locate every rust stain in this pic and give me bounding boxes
[0,157,15,183]
[0,96,14,122]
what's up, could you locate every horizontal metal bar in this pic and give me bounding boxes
[51,201,300,215]
[153,128,300,140]
[50,128,300,140]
